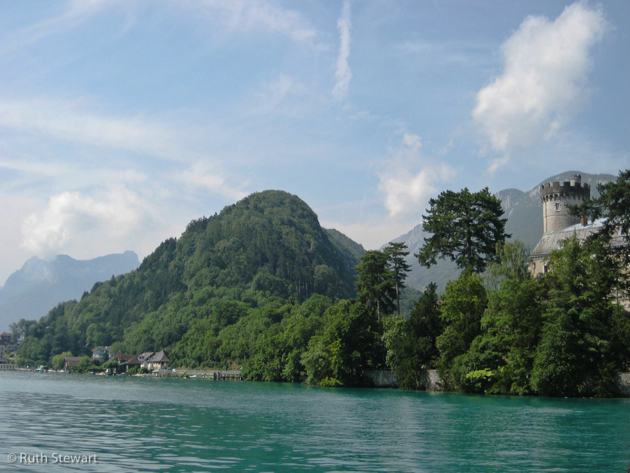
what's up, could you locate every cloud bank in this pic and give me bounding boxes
[21,187,155,259]
[473,2,606,159]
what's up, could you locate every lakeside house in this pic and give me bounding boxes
[0,356,15,370]
[92,346,112,360]
[109,351,141,371]
[138,350,170,371]
[63,357,84,370]
[0,332,18,353]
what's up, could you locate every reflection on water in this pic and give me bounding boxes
[1,371,629,472]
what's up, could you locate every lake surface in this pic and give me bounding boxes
[1,371,629,472]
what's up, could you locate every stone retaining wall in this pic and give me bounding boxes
[366,370,630,397]
[616,372,630,397]
[365,369,441,390]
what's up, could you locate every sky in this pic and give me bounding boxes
[0,0,628,285]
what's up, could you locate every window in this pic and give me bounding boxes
[555,203,560,211]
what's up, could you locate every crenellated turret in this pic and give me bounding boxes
[540,175,590,233]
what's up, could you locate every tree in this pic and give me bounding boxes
[570,169,630,294]
[302,300,384,386]
[570,169,630,244]
[384,242,411,316]
[416,187,509,273]
[435,272,488,390]
[102,360,119,373]
[532,236,623,397]
[460,277,545,395]
[9,319,37,342]
[355,251,396,319]
[52,351,73,371]
[383,283,442,389]
[484,240,530,290]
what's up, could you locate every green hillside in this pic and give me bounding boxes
[18,190,362,366]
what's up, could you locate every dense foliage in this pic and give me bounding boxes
[16,175,630,395]
[571,169,630,296]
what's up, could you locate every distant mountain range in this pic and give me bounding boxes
[388,171,616,292]
[0,251,140,331]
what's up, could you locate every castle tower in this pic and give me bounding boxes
[540,175,590,234]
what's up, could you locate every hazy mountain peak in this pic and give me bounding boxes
[0,251,140,331]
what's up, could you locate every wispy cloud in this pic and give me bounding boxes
[332,0,352,101]
[0,96,252,202]
[0,97,189,162]
[398,39,494,67]
[250,74,310,116]
[179,162,248,202]
[472,1,606,168]
[378,133,455,217]
[185,0,317,44]
[0,0,128,56]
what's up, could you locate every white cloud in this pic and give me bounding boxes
[187,0,317,43]
[332,0,352,101]
[179,162,248,201]
[472,1,606,155]
[21,187,156,259]
[378,133,455,217]
[487,155,510,175]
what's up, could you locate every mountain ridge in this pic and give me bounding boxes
[0,251,140,331]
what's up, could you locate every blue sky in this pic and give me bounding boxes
[0,0,628,284]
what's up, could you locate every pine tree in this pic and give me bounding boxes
[355,251,396,319]
[416,187,508,273]
[384,242,411,315]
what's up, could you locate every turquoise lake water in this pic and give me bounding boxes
[1,371,629,472]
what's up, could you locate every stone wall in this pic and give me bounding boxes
[365,369,397,387]
[418,370,441,391]
[616,372,630,397]
[364,369,441,391]
[365,370,630,397]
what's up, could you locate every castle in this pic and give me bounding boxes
[529,174,626,275]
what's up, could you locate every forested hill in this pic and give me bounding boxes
[18,190,363,364]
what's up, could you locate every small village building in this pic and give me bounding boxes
[0,332,19,353]
[0,356,15,370]
[138,350,169,371]
[119,356,141,372]
[92,346,112,360]
[63,357,84,370]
